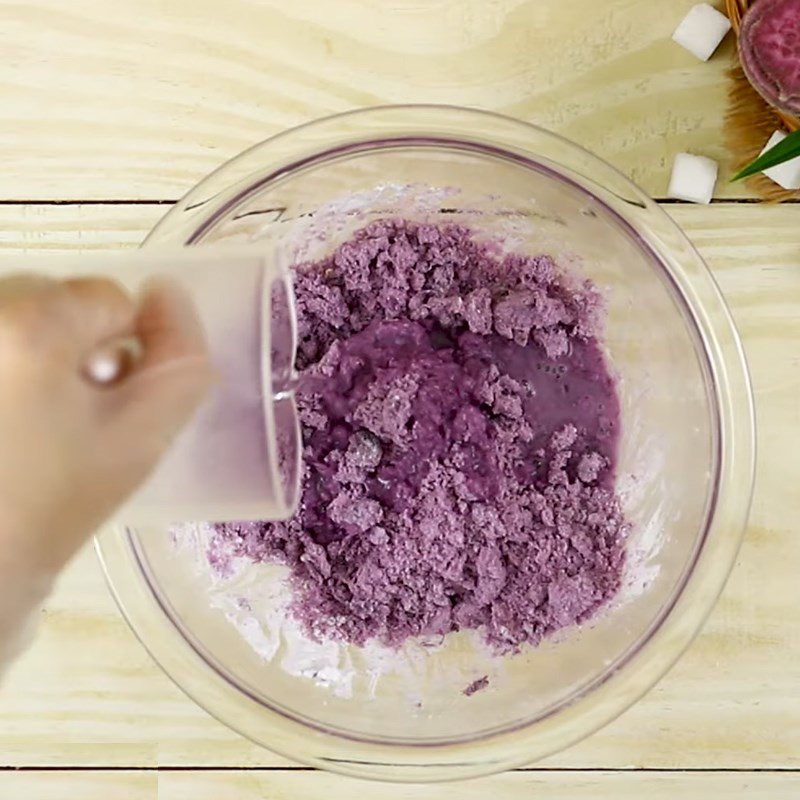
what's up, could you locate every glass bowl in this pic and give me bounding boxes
[96,106,754,782]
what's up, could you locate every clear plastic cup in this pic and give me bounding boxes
[0,247,301,525]
[96,106,754,782]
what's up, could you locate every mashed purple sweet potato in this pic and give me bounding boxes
[210,219,627,653]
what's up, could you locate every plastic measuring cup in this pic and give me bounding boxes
[1,246,301,527]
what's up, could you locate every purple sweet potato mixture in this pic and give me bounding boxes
[210,219,627,653]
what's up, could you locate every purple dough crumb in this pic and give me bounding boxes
[212,219,628,653]
[463,675,490,696]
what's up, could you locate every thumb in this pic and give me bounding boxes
[101,278,215,477]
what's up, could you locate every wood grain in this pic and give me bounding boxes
[0,202,797,775]
[1,770,798,800]
[0,0,751,201]
[2,1,798,795]
[0,771,153,800]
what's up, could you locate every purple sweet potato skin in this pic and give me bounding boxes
[740,0,800,114]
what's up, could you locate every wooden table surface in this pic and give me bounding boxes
[1,1,798,797]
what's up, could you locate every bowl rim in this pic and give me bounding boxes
[96,104,755,782]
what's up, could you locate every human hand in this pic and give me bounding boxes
[0,274,213,581]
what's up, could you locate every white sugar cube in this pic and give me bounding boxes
[760,130,800,191]
[668,153,718,204]
[672,4,731,61]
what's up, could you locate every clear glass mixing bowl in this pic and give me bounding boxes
[96,106,755,782]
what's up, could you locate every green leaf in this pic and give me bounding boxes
[731,128,800,182]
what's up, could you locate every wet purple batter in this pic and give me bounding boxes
[211,219,627,653]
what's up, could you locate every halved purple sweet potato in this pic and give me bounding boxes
[739,0,800,115]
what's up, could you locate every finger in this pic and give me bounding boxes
[0,276,84,370]
[98,280,214,477]
[0,274,55,306]
[63,277,137,350]
[0,276,139,375]
[133,277,209,371]
[99,361,215,489]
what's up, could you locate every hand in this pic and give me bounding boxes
[0,274,213,578]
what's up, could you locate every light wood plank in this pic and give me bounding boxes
[0,770,798,799]
[0,203,797,770]
[0,771,153,800]
[158,771,800,799]
[0,0,749,201]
